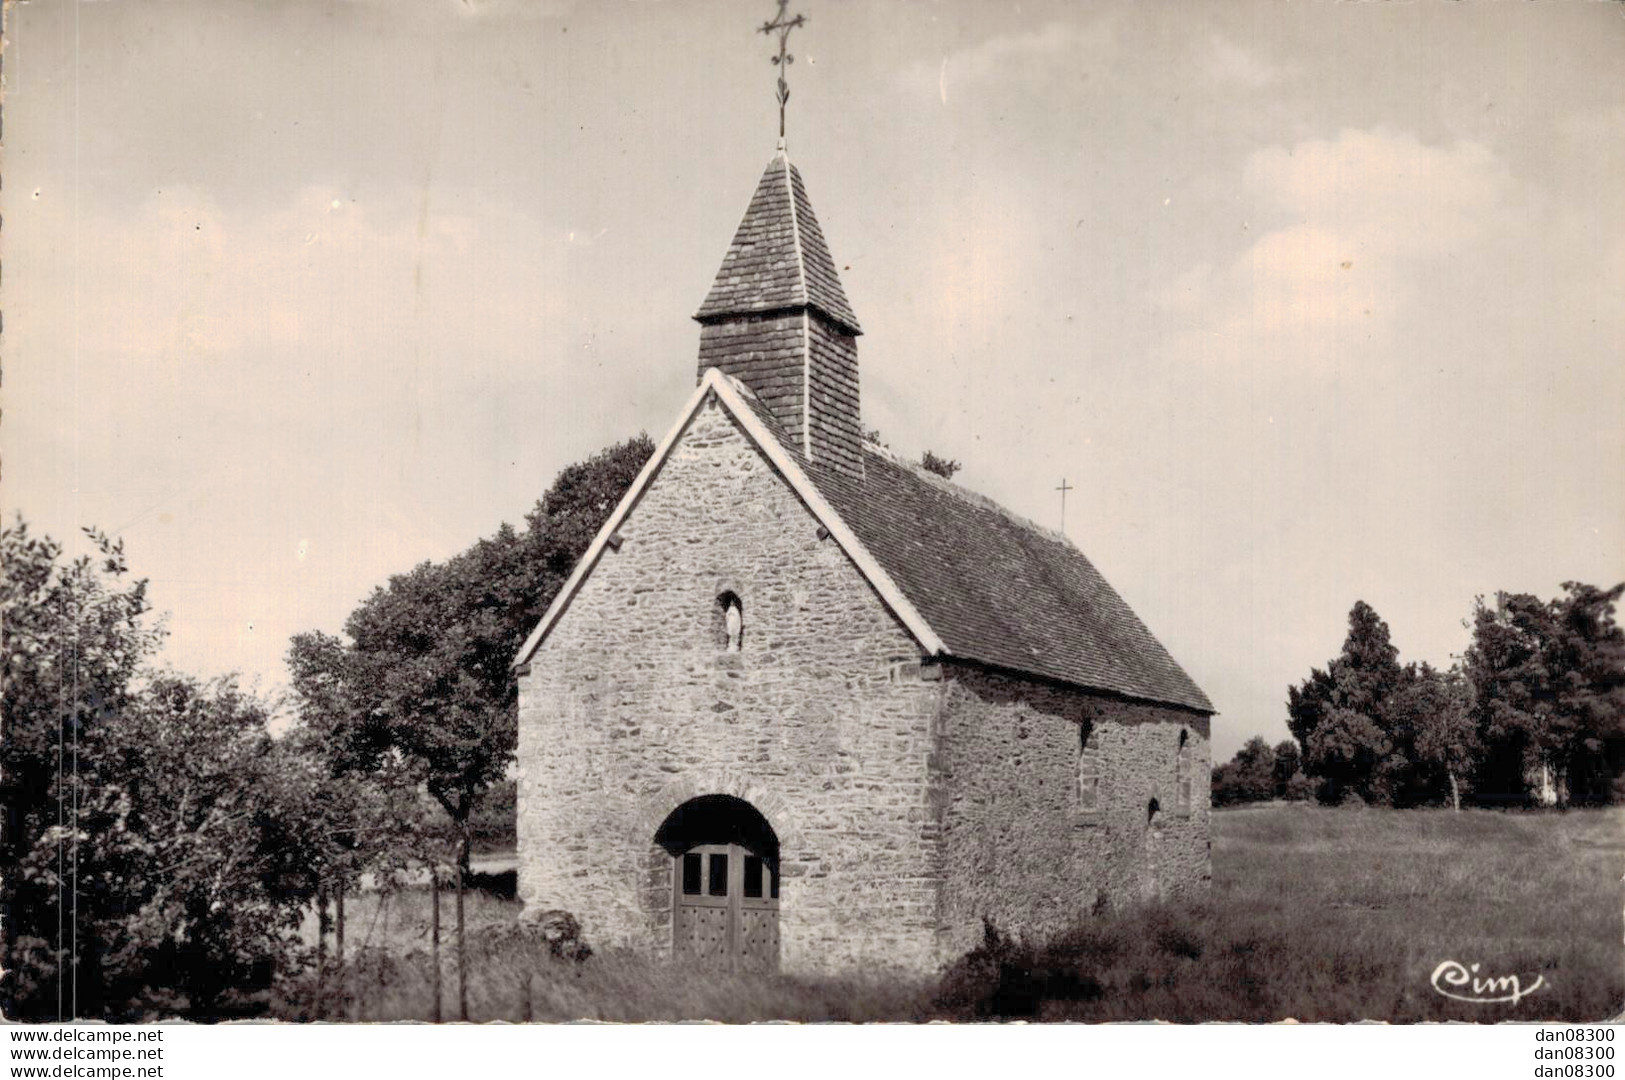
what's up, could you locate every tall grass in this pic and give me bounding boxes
[274,805,1623,1022]
[1190,802,1622,1021]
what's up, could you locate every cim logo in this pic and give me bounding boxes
[1430,960,1545,1005]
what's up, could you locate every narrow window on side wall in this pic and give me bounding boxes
[1078,720,1102,812]
[1176,728,1192,816]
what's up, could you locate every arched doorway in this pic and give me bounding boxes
[655,795,780,971]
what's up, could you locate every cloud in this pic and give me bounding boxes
[901,17,1302,110]
[1205,33,1294,88]
[899,19,1119,101]
[1163,128,1512,367]
[1245,130,1506,254]
[76,184,506,365]
[0,177,600,693]
[946,21,1099,82]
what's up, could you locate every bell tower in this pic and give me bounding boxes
[694,145,864,480]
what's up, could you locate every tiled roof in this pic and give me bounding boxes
[731,386,1212,713]
[695,152,862,335]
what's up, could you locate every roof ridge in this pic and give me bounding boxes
[861,439,911,466]
[866,445,1076,549]
[829,441,1213,713]
[781,152,811,314]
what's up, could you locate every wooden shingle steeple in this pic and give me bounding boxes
[695,146,864,479]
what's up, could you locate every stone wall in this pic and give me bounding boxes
[516,389,1214,976]
[929,666,1212,961]
[516,394,944,974]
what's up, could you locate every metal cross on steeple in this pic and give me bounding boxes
[1056,478,1074,536]
[759,0,807,140]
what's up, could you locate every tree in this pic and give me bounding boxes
[1396,663,1479,810]
[521,435,656,610]
[1305,708,1393,804]
[340,429,652,860]
[1544,582,1625,803]
[3,519,347,1020]
[12,669,322,1019]
[2,521,162,1019]
[1287,601,1409,802]
[1282,771,1317,801]
[1464,591,1554,802]
[284,631,431,1015]
[1288,602,1405,744]
[1330,600,1406,717]
[35,675,324,1016]
[341,538,522,1022]
[317,433,653,1020]
[1464,582,1625,806]
[1285,665,1337,754]
[1211,736,1276,806]
[1271,740,1302,799]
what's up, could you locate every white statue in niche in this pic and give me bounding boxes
[724,598,742,653]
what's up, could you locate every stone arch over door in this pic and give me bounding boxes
[635,773,803,964]
[634,773,803,851]
[652,794,782,971]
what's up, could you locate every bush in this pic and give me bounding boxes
[1211,737,1277,806]
[934,919,1104,1020]
[1283,771,1317,801]
[527,909,592,963]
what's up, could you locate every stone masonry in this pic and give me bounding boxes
[516,398,944,972]
[929,667,1211,960]
[516,390,1212,974]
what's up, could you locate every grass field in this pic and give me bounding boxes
[276,804,1623,1023]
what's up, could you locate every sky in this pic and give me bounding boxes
[4,0,1622,760]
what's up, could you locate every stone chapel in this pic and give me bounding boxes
[512,141,1215,975]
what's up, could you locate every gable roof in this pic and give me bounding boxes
[513,368,1213,715]
[512,368,943,671]
[693,150,862,335]
[801,449,1214,713]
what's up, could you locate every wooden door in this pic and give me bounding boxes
[673,842,779,972]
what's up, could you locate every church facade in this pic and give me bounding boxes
[512,148,1214,974]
